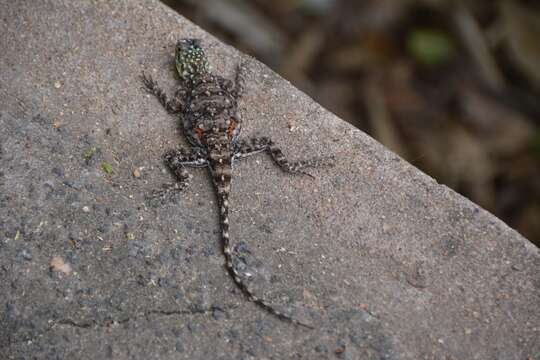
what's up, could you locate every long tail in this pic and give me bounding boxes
[211,159,312,328]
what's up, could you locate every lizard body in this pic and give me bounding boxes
[142,39,332,327]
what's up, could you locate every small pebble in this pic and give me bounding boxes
[158,277,169,288]
[50,256,72,274]
[19,249,32,261]
[212,306,224,320]
[511,263,524,271]
[335,338,347,354]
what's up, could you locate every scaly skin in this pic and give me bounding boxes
[142,39,332,328]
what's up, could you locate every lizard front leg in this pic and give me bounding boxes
[233,62,247,99]
[234,137,334,176]
[151,147,208,200]
[141,72,184,114]
[218,62,247,100]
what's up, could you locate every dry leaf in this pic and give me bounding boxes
[50,256,72,274]
[500,1,540,89]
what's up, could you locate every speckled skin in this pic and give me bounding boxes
[142,39,332,328]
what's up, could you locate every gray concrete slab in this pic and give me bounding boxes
[0,1,538,359]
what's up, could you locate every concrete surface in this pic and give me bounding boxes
[0,1,538,359]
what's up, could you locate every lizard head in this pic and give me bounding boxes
[175,38,210,81]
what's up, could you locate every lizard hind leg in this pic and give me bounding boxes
[234,137,334,177]
[149,147,208,201]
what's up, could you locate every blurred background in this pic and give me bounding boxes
[161,0,540,247]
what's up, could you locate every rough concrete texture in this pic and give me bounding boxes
[0,1,538,359]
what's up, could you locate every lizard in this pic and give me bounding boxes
[141,38,332,327]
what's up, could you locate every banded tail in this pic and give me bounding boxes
[209,151,313,329]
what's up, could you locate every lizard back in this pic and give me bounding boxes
[142,38,332,328]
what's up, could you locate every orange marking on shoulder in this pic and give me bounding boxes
[194,127,204,140]
[227,118,236,141]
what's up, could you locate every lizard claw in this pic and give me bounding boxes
[140,71,157,93]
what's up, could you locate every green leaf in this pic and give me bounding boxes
[101,161,113,175]
[83,147,97,161]
[407,29,455,66]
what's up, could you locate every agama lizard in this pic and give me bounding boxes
[141,38,332,327]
